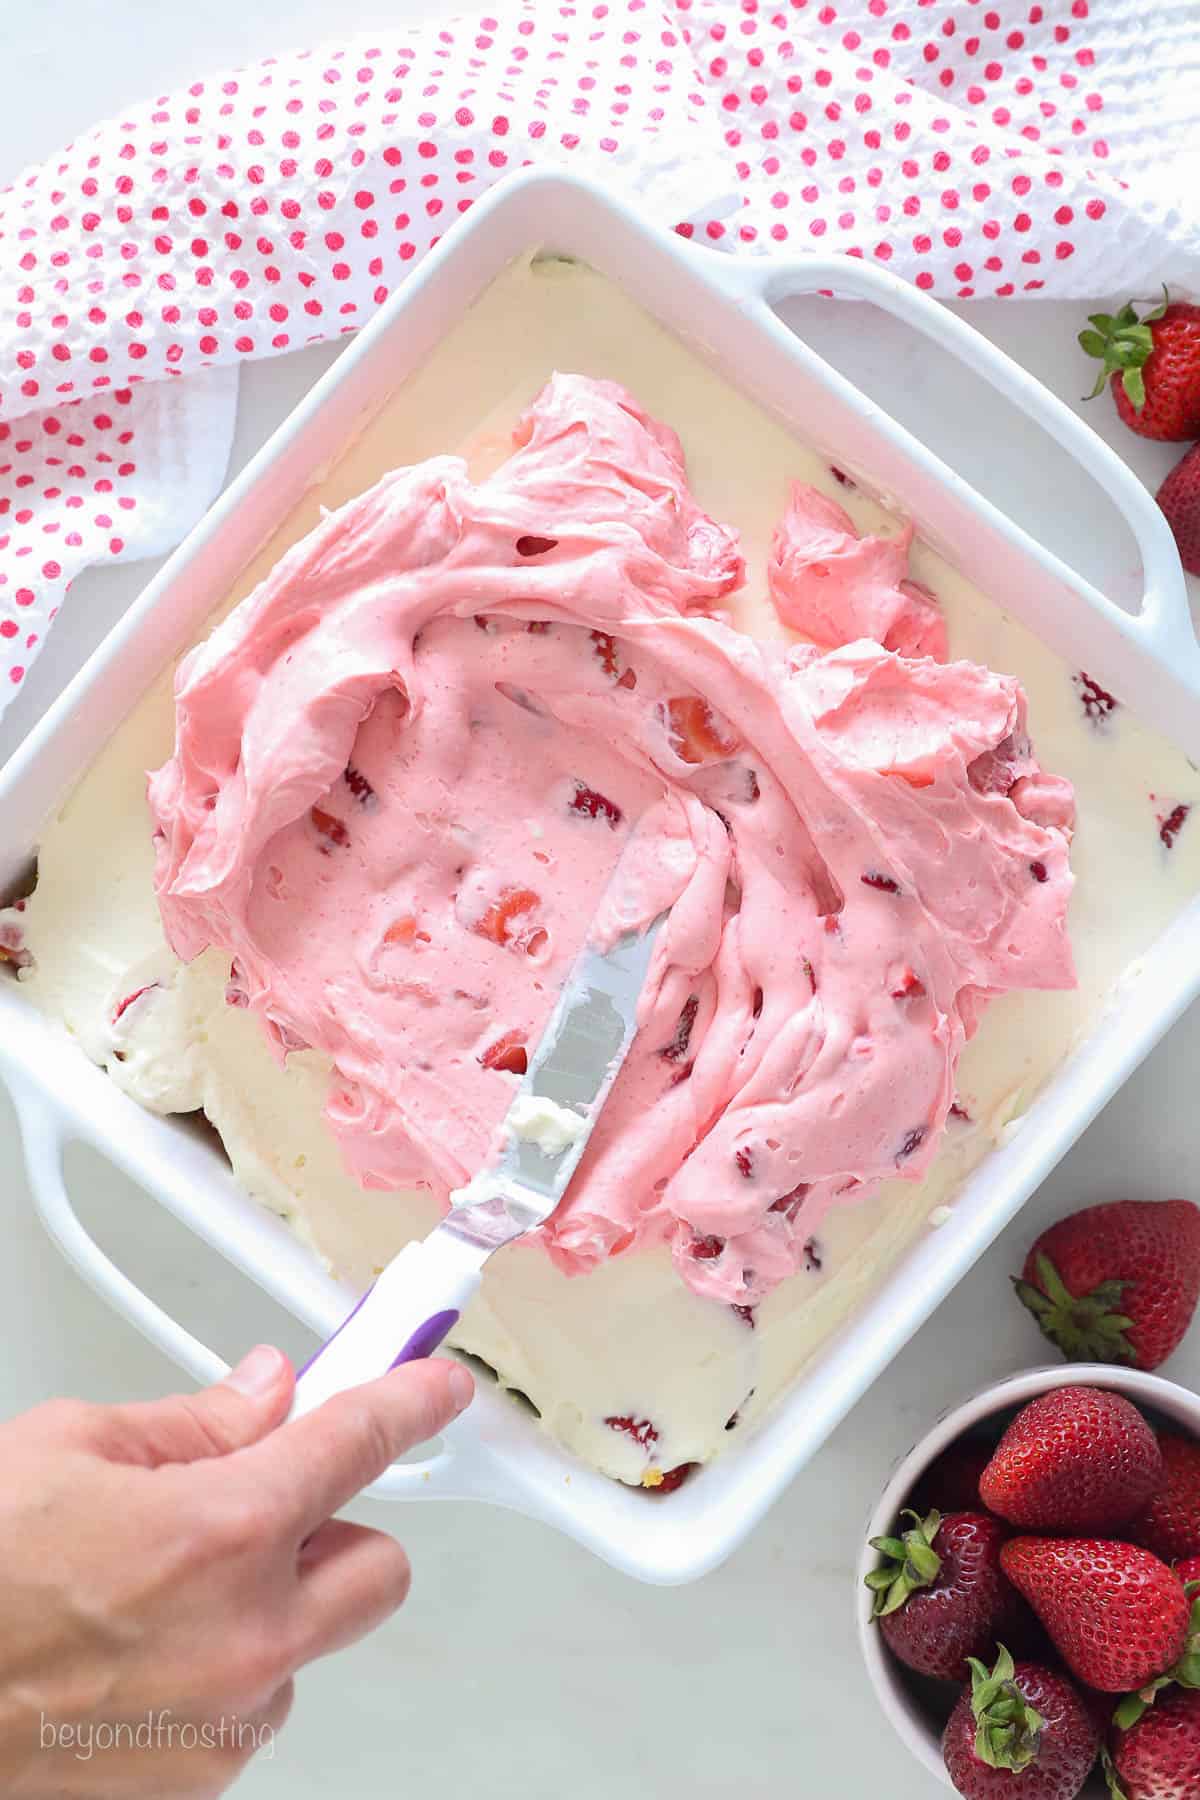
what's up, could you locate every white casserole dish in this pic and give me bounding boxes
[2,168,1200,1587]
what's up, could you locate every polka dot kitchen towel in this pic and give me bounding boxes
[2,0,1199,714]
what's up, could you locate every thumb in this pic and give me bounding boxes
[94,1345,295,1468]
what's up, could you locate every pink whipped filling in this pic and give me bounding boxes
[148,375,1076,1308]
[769,481,949,662]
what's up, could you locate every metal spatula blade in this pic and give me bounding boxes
[288,883,664,1420]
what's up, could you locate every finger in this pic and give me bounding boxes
[235,1356,472,1536]
[292,1520,412,1665]
[93,1346,295,1468]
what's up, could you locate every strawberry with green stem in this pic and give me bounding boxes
[867,1509,1033,1682]
[942,1646,1100,1800]
[1013,1200,1200,1372]
[1104,1685,1200,1799]
[1001,1537,1194,1696]
[1081,290,1200,440]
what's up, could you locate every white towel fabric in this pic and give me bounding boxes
[2,0,1198,712]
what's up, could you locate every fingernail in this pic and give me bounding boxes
[448,1362,474,1414]
[228,1344,286,1399]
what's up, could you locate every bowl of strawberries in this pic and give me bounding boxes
[858,1199,1200,1799]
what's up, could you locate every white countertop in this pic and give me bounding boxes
[4,6,1200,1796]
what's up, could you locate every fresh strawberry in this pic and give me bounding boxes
[1081,292,1200,440]
[1014,1200,1200,1372]
[1105,1687,1200,1800]
[663,695,741,765]
[1176,1555,1200,1589]
[942,1646,1100,1800]
[867,1510,1033,1682]
[1156,443,1200,578]
[1001,1537,1191,1693]
[1129,1437,1200,1564]
[910,1440,993,1516]
[979,1388,1162,1534]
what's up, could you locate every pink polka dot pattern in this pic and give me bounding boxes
[0,0,1196,706]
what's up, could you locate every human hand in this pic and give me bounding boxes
[0,1347,473,1797]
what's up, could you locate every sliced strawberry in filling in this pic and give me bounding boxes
[311,806,350,850]
[605,1415,659,1450]
[479,1030,528,1075]
[664,695,741,766]
[472,887,546,954]
[383,914,431,947]
[661,993,699,1062]
[568,782,623,827]
[112,983,156,1023]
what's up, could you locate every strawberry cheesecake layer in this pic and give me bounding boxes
[10,257,1200,1487]
[146,374,1075,1312]
[769,482,950,663]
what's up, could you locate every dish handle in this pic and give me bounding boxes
[714,253,1200,678]
[5,1071,496,1505]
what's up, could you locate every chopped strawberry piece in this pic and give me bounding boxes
[311,806,349,849]
[898,1125,927,1160]
[474,614,492,631]
[664,695,741,765]
[1160,802,1191,848]
[591,630,619,678]
[653,1462,696,1493]
[949,1101,971,1123]
[616,666,637,691]
[1075,670,1118,723]
[343,765,376,805]
[734,1147,754,1179]
[1030,859,1049,883]
[383,914,431,946]
[732,1303,756,1329]
[568,782,623,827]
[752,985,765,1017]
[472,887,543,952]
[690,1234,725,1260]
[526,620,551,635]
[479,1030,528,1075]
[831,466,853,487]
[661,993,699,1062]
[891,967,925,999]
[605,1415,659,1449]
[862,870,901,894]
[112,983,155,1023]
[967,731,1029,797]
[744,767,761,802]
[770,1183,809,1220]
[515,534,558,557]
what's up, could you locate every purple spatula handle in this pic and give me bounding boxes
[288,1234,484,1421]
[391,1308,462,1366]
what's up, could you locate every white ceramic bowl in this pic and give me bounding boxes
[856,1362,1200,1790]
